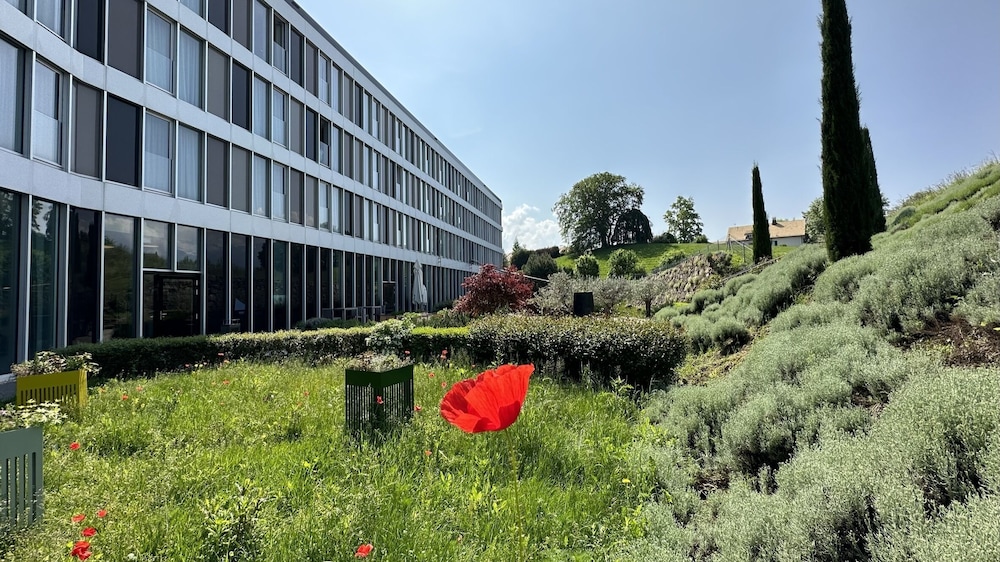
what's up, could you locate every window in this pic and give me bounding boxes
[179,30,203,107]
[180,0,202,16]
[143,220,170,268]
[252,154,267,216]
[176,225,200,271]
[232,62,250,129]
[252,0,269,61]
[319,117,330,167]
[106,96,140,185]
[36,0,65,36]
[205,229,226,334]
[331,64,340,112]
[252,75,268,138]
[231,146,250,212]
[252,237,269,330]
[272,241,286,329]
[207,47,228,119]
[305,42,316,96]
[289,28,303,86]
[146,11,174,93]
[305,108,316,160]
[272,16,287,73]
[108,0,142,78]
[32,61,61,163]
[68,208,100,344]
[305,176,317,228]
[206,136,227,207]
[231,233,248,329]
[144,114,172,192]
[271,88,286,146]
[271,162,286,220]
[331,125,341,173]
[208,0,228,32]
[28,199,59,355]
[103,214,136,339]
[232,0,251,49]
[318,54,329,105]
[289,170,302,224]
[72,81,102,177]
[177,124,202,201]
[289,99,303,155]
[0,38,24,153]
[319,182,331,230]
[75,0,104,61]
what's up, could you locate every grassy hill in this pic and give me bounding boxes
[626,158,1000,560]
[554,241,795,277]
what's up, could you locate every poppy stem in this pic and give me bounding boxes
[503,429,528,562]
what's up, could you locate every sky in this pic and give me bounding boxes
[299,0,1000,251]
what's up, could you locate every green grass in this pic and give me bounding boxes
[555,242,795,277]
[3,361,656,561]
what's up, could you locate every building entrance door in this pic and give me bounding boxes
[144,273,200,337]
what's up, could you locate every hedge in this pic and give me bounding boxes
[466,315,687,387]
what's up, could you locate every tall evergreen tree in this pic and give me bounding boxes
[751,164,772,262]
[820,0,873,261]
[861,127,887,234]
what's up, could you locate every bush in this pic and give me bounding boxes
[688,289,723,314]
[574,253,600,278]
[710,317,750,353]
[722,274,757,297]
[453,264,534,317]
[522,252,559,279]
[466,315,687,387]
[530,271,577,315]
[654,250,688,273]
[608,248,645,278]
[652,232,678,244]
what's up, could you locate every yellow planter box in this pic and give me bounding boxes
[16,369,88,408]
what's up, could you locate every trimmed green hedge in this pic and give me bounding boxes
[467,315,686,387]
[59,328,371,379]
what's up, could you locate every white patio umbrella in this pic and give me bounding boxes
[412,260,428,310]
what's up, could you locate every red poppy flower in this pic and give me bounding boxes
[439,364,534,433]
[81,527,97,537]
[222,380,230,385]
[355,543,373,558]
[442,349,448,356]
[376,396,384,405]
[121,393,128,400]
[71,513,86,523]
[428,372,435,378]
[441,381,447,388]
[70,540,91,560]
[70,441,80,451]
[414,405,422,412]
[96,509,108,518]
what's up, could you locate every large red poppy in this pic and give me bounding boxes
[440,364,534,433]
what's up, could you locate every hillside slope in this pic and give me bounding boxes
[627,160,1000,561]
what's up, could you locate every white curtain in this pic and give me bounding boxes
[177,125,201,201]
[144,115,171,192]
[146,13,173,92]
[271,89,285,145]
[0,40,18,151]
[32,63,60,163]
[178,31,202,107]
[271,163,286,220]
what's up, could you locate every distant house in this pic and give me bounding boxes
[726,219,807,247]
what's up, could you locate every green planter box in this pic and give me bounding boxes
[16,369,88,408]
[1,426,44,530]
[345,364,414,439]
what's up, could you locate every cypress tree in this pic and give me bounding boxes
[861,127,886,234]
[820,0,872,261]
[751,164,772,262]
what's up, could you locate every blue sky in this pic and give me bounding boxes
[301,0,1000,251]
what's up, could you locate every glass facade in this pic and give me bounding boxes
[0,0,503,366]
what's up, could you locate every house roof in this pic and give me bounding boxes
[726,219,807,242]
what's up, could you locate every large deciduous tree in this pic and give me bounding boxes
[751,164,772,262]
[662,196,704,243]
[610,208,654,246]
[820,0,873,261]
[553,172,644,252]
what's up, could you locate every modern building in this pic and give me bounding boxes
[0,0,503,371]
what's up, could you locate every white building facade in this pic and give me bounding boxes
[0,0,503,369]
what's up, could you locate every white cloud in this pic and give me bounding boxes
[502,204,563,252]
